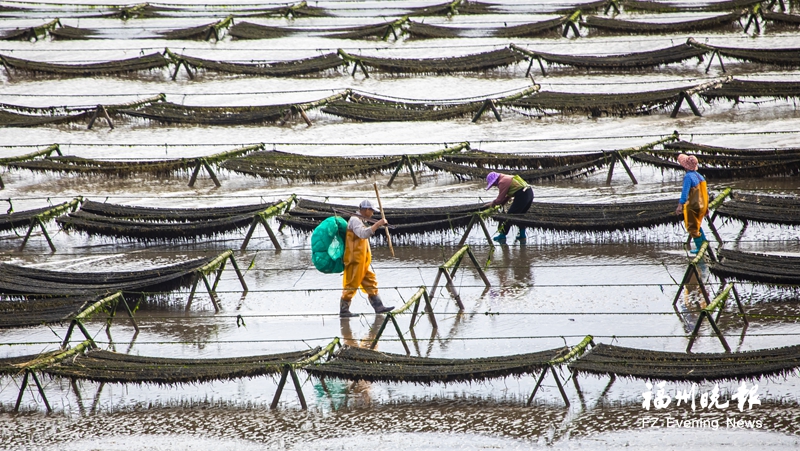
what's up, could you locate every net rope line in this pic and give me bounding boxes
[3,129,800,148]
[6,332,800,348]
[6,73,800,99]
[3,33,798,52]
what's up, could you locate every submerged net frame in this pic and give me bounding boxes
[711,248,800,286]
[569,340,800,383]
[581,12,744,34]
[1,94,165,129]
[337,47,527,76]
[306,336,593,406]
[56,197,290,250]
[701,79,800,101]
[165,49,346,79]
[631,146,800,179]
[506,77,730,117]
[0,53,170,77]
[0,197,83,252]
[688,38,800,71]
[713,191,800,229]
[8,144,264,187]
[222,142,468,185]
[0,18,60,41]
[23,338,339,412]
[119,91,347,126]
[321,86,538,122]
[510,43,707,76]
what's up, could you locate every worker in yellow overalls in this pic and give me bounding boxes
[340,200,393,317]
[675,154,709,254]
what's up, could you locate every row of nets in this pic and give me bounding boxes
[220,150,404,182]
[631,140,800,178]
[0,0,781,20]
[56,200,280,241]
[3,44,798,80]
[10,339,800,386]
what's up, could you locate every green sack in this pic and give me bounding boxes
[311,216,348,274]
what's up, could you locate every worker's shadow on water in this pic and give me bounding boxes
[314,314,386,410]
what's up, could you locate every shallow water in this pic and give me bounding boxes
[2,0,800,448]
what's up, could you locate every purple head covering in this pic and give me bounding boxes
[485,172,500,190]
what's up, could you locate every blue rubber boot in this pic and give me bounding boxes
[516,228,527,241]
[690,229,707,254]
[493,234,507,243]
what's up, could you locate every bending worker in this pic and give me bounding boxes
[340,200,394,317]
[485,171,534,243]
[674,154,709,254]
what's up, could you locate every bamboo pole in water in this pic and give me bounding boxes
[373,182,394,257]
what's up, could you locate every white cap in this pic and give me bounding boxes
[359,200,379,212]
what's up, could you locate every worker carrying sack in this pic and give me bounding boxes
[311,216,348,274]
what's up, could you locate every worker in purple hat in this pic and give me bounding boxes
[484,172,534,243]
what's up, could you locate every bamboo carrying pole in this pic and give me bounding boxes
[373,182,394,257]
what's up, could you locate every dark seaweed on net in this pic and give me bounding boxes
[581,12,743,34]
[227,21,295,39]
[665,140,800,157]
[59,199,276,239]
[0,205,60,233]
[0,295,95,329]
[321,93,482,122]
[277,215,475,239]
[49,25,98,40]
[294,198,486,217]
[493,199,681,232]
[0,256,216,296]
[621,0,762,13]
[0,53,169,76]
[404,17,566,39]
[347,48,526,74]
[305,345,569,384]
[220,150,402,182]
[762,11,800,26]
[530,44,706,70]
[569,343,800,382]
[705,46,800,67]
[702,80,800,101]
[173,52,345,76]
[120,101,289,125]
[715,192,800,227]
[710,249,800,285]
[424,158,606,182]
[631,152,800,178]
[443,150,606,170]
[43,348,319,384]
[0,351,61,375]
[407,0,497,16]
[7,156,197,177]
[507,87,693,116]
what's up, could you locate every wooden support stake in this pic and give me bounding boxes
[0,175,5,190]
[289,368,308,409]
[270,366,290,409]
[704,50,718,73]
[488,100,502,122]
[38,217,57,252]
[391,315,411,355]
[297,106,312,127]
[210,260,227,292]
[187,161,203,187]
[240,217,260,250]
[471,100,491,122]
[527,369,548,406]
[202,160,222,187]
[99,105,114,129]
[405,156,418,186]
[683,93,702,117]
[121,297,139,332]
[551,366,571,407]
[19,221,37,250]
[386,159,405,187]
[14,371,29,411]
[457,215,477,247]
[185,279,199,311]
[466,248,491,288]
[30,372,52,413]
[201,273,221,313]
[670,93,686,118]
[228,253,249,292]
[615,152,638,185]
[441,270,466,310]
[605,153,617,185]
[687,311,731,353]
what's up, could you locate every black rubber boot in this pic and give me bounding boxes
[339,298,358,318]
[368,295,393,314]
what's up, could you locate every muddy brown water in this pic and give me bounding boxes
[2,0,800,448]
